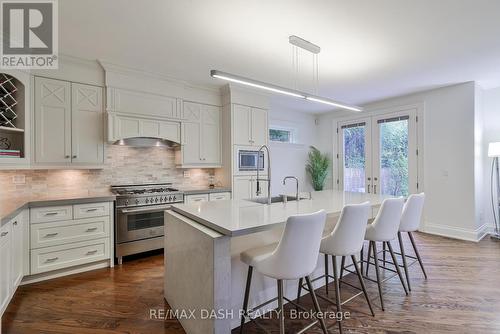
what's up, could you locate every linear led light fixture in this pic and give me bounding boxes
[210,70,363,112]
[289,35,321,54]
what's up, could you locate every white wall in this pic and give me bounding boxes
[317,82,485,241]
[480,86,500,234]
[268,107,318,195]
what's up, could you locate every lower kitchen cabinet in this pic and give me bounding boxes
[0,221,12,315]
[185,191,232,204]
[233,176,268,200]
[29,201,113,275]
[0,209,27,317]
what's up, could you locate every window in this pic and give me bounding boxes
[269,127,296,143]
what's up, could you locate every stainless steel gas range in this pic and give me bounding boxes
[111,183,184,264]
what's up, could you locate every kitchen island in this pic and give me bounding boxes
[164,190,389,334]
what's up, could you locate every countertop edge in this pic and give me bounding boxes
[1,195,116,226]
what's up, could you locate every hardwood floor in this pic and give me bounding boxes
[3,233,500,333]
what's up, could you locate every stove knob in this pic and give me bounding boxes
[125,200,129,206]
[155,197,159,203]
[169,196,173,202]
[145,198,149,204]
[135,199,140,204]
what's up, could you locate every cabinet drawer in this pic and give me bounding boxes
[209,192,231,201]
[73,202,110,219]
[31,206,73,224]
[185,194,209,204]
[30,238,110,274]
[31,216,110,249]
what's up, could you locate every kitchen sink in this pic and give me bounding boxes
[248,195,305,204]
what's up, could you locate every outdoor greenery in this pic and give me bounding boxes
[343,121,408,196]
[269,128,291,142]
[380,120,408,196]
[306,146,330,191]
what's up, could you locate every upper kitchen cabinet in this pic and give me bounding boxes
[232,104,268,147]
[0,70,31,169]
[176,101,221,168]
[34,77,104,167]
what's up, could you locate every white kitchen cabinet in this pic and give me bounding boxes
[34,77,104,167]
[11,215,24,288]
[34,77,72,164]
[209,192,231,201]
[177,102,221,167]
[0,222,12,315]
[181,122,202,165]
[71,83,104,164]
[185,194,209,204]
[250,107,268,147]
[233,176,268,200]
[232,104,268,147]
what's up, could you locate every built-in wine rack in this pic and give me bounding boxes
[0,73,19,128]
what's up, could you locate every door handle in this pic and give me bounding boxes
[86,208,98,212]
[45,232,58,237]
[45,257,58,263]
[367,184,371,193]
[44,212,58,216]
[86,250,98,255]
[86,227,98,232]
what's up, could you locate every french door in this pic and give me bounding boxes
[338,109,418,197]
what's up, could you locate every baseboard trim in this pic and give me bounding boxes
[21,260,111,285]
[420,221,490,242]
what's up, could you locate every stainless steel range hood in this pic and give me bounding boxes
[113,137,180,148]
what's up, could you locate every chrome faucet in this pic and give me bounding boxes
[283,176,299,201]
[256,145,272,205]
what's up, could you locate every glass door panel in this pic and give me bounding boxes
[372,111,417,196]
[339,119,371,193]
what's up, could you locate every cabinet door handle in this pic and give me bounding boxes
[65,155,70,159]
[367,184,371,193]
[45,232,58,237]
[45,212,58,216]
[13,221,18,226]
[374,185,377,194]
[86,250,98,255]
[86,208,98,212]
[86,227,98,232]
[0,231,8,237]
[45,257,58,263]
[72,155,77,159]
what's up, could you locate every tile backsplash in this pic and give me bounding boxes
[0,145,215,199]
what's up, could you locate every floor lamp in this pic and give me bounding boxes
[488,142,500,240]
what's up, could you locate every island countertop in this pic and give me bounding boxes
[171,189,390,237]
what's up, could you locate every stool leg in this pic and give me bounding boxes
[408,231,428,279]
[277,279,285,334]
[371,241,384,311]
[366,240,372,276]
[351,255,375,316]
[324,254,329,296]
[305,276,329,334]
[386,241,409,295]
[383,242,387,267]
[340,256,346,281]
[296,277,303,310]
[398,232,411,291]
[332,256,343,334]
[360,243,364,273]
[240,266,253,334]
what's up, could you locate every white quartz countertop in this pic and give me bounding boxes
[171,190,391,236]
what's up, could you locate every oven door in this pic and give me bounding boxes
[116,204,171,243]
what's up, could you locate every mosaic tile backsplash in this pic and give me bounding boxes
[0,145,214,199]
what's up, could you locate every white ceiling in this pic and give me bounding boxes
[60,0,500,113]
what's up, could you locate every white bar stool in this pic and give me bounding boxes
[397,193,427,291]
[297,202,375,334]
[362,197,408,311]
[239,210,328,334]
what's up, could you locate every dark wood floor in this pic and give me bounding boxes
[3,233,500,333]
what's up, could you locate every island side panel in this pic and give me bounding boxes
[165,211,231,334]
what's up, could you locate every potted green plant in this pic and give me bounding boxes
[306,146,330,191]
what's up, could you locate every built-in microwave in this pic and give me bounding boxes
[238,149,265,171]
